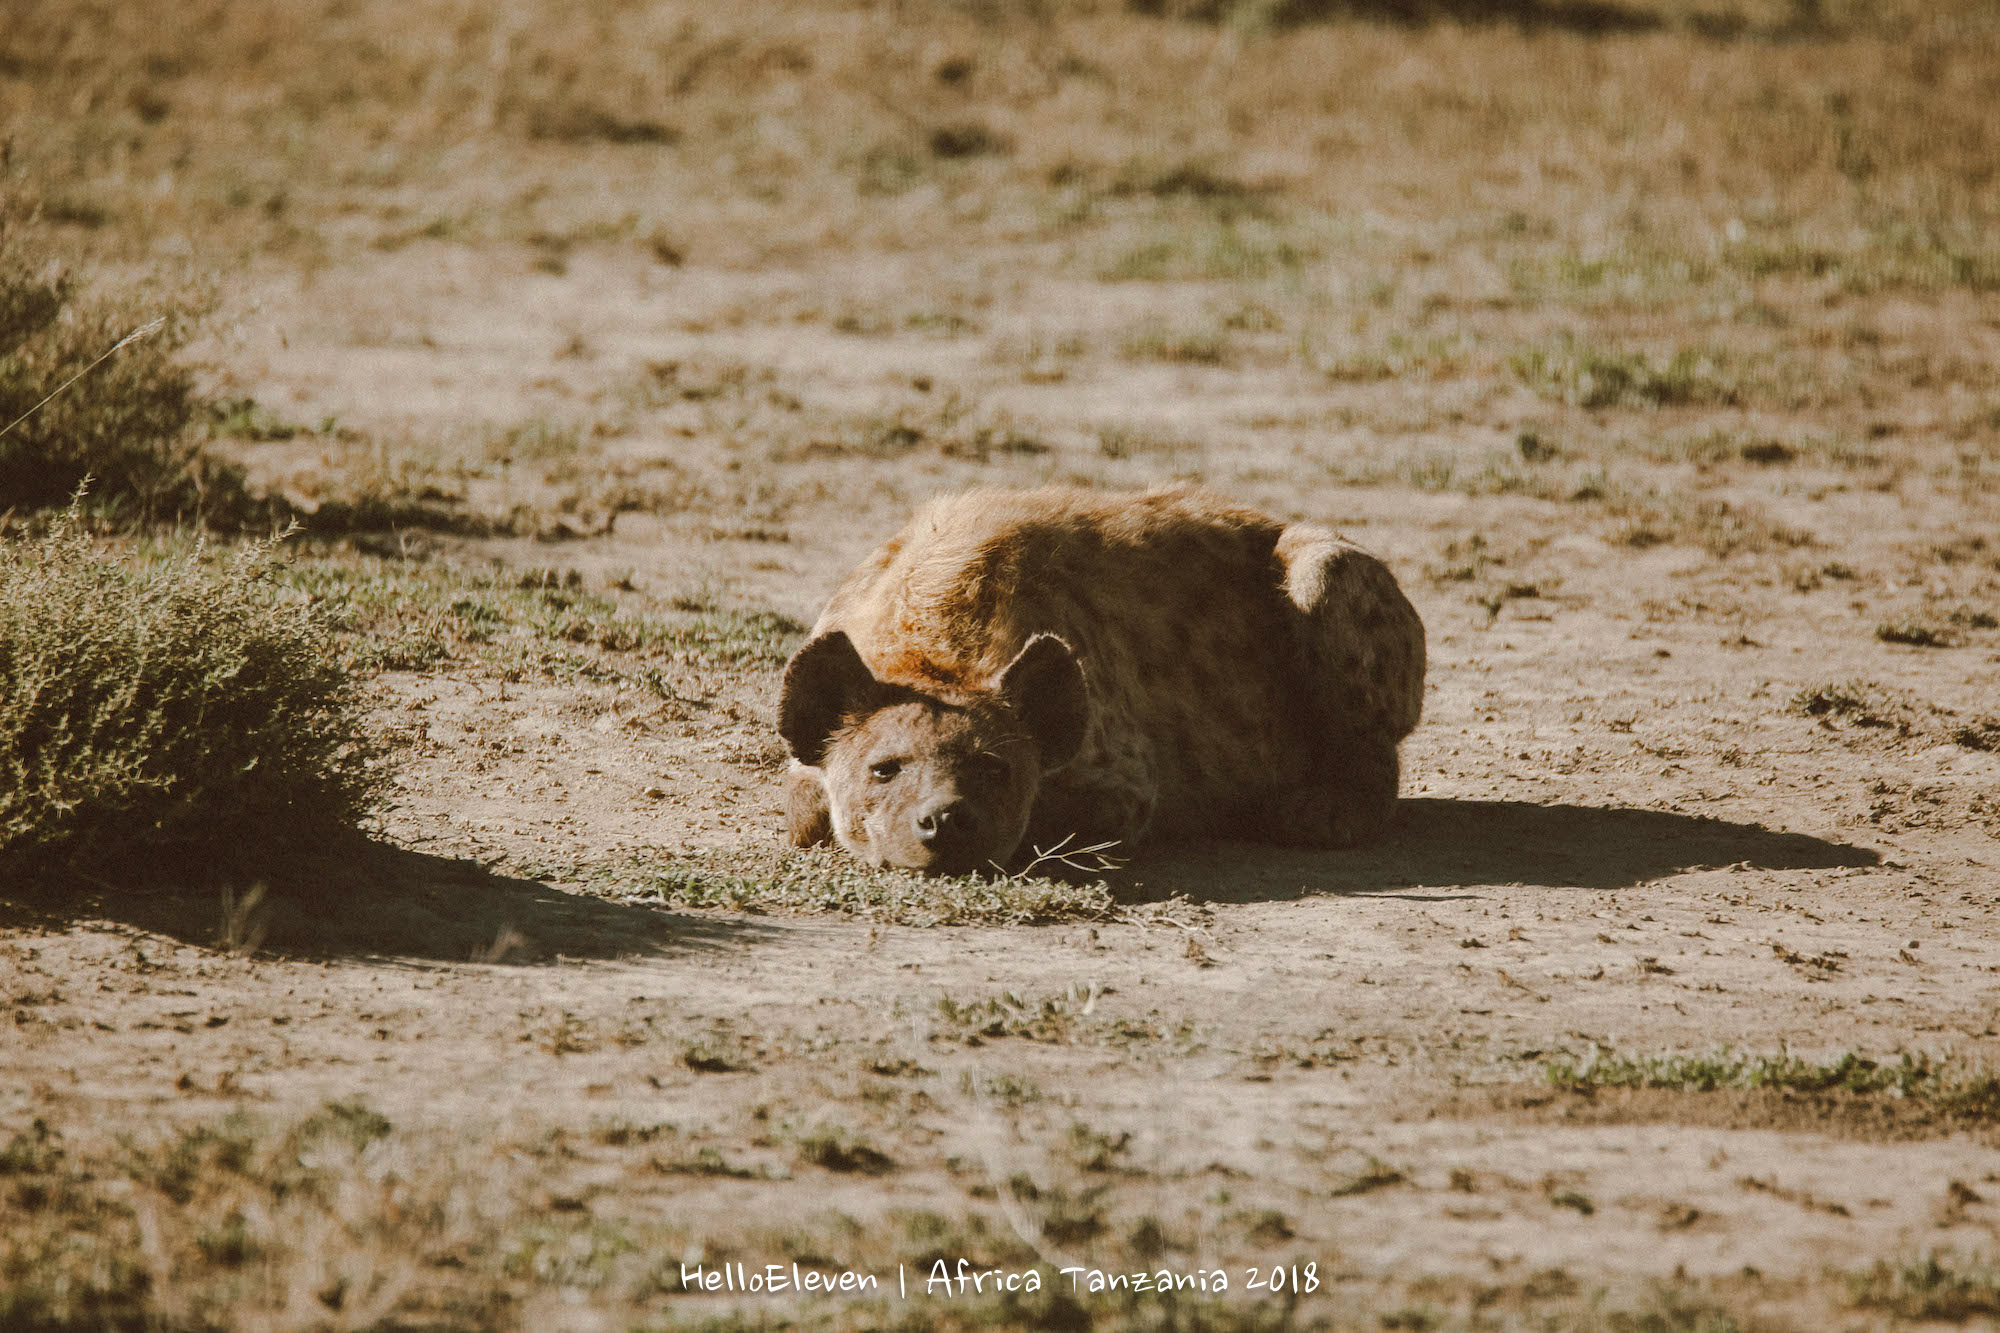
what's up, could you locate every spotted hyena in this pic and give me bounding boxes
[778,485,1425,874]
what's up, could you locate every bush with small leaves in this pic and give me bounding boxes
[0,510,387,888]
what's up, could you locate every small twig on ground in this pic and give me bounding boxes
[1006,833,1128,879]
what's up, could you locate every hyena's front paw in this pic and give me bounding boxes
[786,766,834,847]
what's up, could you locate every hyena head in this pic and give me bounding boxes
[778,631,1087,874]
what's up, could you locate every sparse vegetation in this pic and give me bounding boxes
[1875,619,1953,648]
[1847,1253,2000,1321]
[592,847,1117,926]
[0,511,385,887]
[1314,330,1472,384]
[0,1102,440,1328]
[1605,492,1815,557]
[935,985,1106,1044]
[281,556,804,678]
[1118,319,1232,366]
[1789,680,1918,735]
[1546,1049,2000,1118]
[1510,334,1741,410]
[680,1031,756,1074]
[1331,1158,1407,1198]
[1097,217,1315,283]
[1096,423,1204,462]
[1548,1188,1595,1216]
[1952,717,2000,752]
[207,395,308,442]
[793,1124,895,1175]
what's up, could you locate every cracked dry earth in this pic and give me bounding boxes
[6,247,2000,1329]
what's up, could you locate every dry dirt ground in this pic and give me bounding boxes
[5,3,2000,1328]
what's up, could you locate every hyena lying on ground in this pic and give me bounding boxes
[779,486,1425,874]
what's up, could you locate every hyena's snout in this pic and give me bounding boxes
[913,796,970,846]
[901,790,989,871]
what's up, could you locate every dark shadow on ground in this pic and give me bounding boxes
[1123,799,1881,903]
[0,835,777,964]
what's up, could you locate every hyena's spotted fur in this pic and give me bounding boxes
[778,486,1425,874]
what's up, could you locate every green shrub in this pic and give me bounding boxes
[0,512,387,887]
[0,240,261,527]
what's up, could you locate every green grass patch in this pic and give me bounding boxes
[1330,1158,1406,1199]
[1314,330,1473,383]
[484,417,585,464]
[1546,1049,2000,1117]
[0,514,385,888]
[848,139,928,198]
[1506,246,1718,310]
[935,986,1106,1044]
[653,1145,761,1178]
[1374,448,1589,501]
[1117,319,1230,365]
[1725,221,2000,295]
[1847,1252,2000,1321]
[931,985,1203,1052]
[501,1216,640,1289]
[1370,457,1812,556]
[576,846,1118,927]
[1510,332,1741,410]
[1101,158,1276,212]
[1547,1188,1595,1216]
[1096,217,1315,282]
[1624,428,1883,471]
[280,556,803,678]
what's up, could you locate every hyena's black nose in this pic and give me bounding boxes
[915,800,968,843]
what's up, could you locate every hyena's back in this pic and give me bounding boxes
[813,486,1309,835]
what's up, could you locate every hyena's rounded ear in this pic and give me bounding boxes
[998,633,1087,771]
[779,631,880,766]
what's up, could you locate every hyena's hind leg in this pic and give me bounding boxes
[1264,524,1426,847]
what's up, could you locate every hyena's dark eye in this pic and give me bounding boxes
[868,759,903,781]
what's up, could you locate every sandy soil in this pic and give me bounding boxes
[7,223,1998,1328]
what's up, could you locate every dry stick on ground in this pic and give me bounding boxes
[1008,833,1129,879]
